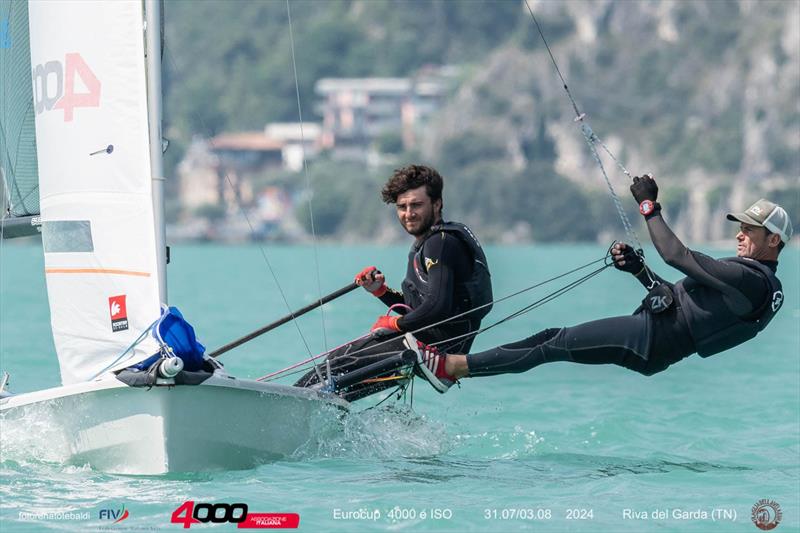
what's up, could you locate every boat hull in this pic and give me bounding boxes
[0,374,348,474]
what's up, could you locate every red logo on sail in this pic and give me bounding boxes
[109,295,129,332]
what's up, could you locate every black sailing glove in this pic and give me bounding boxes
[630,174,659,204]
[611,242,645,275]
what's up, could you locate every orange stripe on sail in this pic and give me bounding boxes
[45,268,151,277]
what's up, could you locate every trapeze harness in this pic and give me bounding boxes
[373,221,493,353]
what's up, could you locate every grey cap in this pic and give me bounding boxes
[727,199,794,243]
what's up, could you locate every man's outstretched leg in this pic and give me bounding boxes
[411,313,658,392]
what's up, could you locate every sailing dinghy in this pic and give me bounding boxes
[0,0,348,475]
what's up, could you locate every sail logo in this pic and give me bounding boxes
[32,53,101,122]
[99,506,129,523]
[0,18,10,49]
[109,295,129,332]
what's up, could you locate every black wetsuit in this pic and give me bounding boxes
[468,211,783,377]
[378,222,492,353]
[295,221,492,400]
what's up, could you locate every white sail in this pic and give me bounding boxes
[28,0,162,384]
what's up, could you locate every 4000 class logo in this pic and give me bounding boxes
[33,52,101,122]
[171,501,299,529]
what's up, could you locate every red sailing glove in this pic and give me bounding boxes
[370,315,401,332]
[354,266,387,297]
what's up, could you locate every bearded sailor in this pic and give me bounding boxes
[295,164,492,399]
[356,164,493,353]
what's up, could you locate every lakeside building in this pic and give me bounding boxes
[174,67,456,240]
[315,67,454,161]
[178,123,321,212]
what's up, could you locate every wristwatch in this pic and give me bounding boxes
[639,200,656,216]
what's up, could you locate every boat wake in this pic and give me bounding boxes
[295,404,451,460]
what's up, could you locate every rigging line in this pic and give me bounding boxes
[430,263,610,350]
[265,263,606,391]
[259,254,608,381]
[523,0,582,119]
[408,370,414,408]
[271,264,606,391]
[444,265,608,349]
[579,123,644,251]
[267,346,411,383]
[489,265,608,327]
[522,0,644,250]
[372,382,408,408]
[259,255,607,381]
[87,317,161,380]
[285,0,329,355]
[264,263,604,386]
[257,332,373,382]
[162,48,316,360]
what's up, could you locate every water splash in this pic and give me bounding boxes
[295,404,451,460]
[453,423,546,459]
[0,400,73,466]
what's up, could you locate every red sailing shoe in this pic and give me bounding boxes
[403,333,454,393]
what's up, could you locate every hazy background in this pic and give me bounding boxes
[160,0,800,244]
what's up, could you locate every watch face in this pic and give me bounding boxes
[640,200,654,215]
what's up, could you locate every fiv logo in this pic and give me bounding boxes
[99,506,129,523]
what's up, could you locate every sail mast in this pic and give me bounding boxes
[144,0,168,305]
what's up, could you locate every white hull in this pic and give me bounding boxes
[0,374,348,474]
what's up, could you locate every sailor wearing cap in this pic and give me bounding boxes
[727,198,793,256]
[410,175,793,392]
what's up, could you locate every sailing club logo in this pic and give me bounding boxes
[109,295,129,332]
[751,499,781,530]
[99,506,129,523]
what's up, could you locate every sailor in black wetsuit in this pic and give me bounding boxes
[356,164,492,354]
[410,175,792,393]
[295,165,492,399]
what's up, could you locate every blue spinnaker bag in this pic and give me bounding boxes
[154,306,207,371]
[133,306,206,372]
